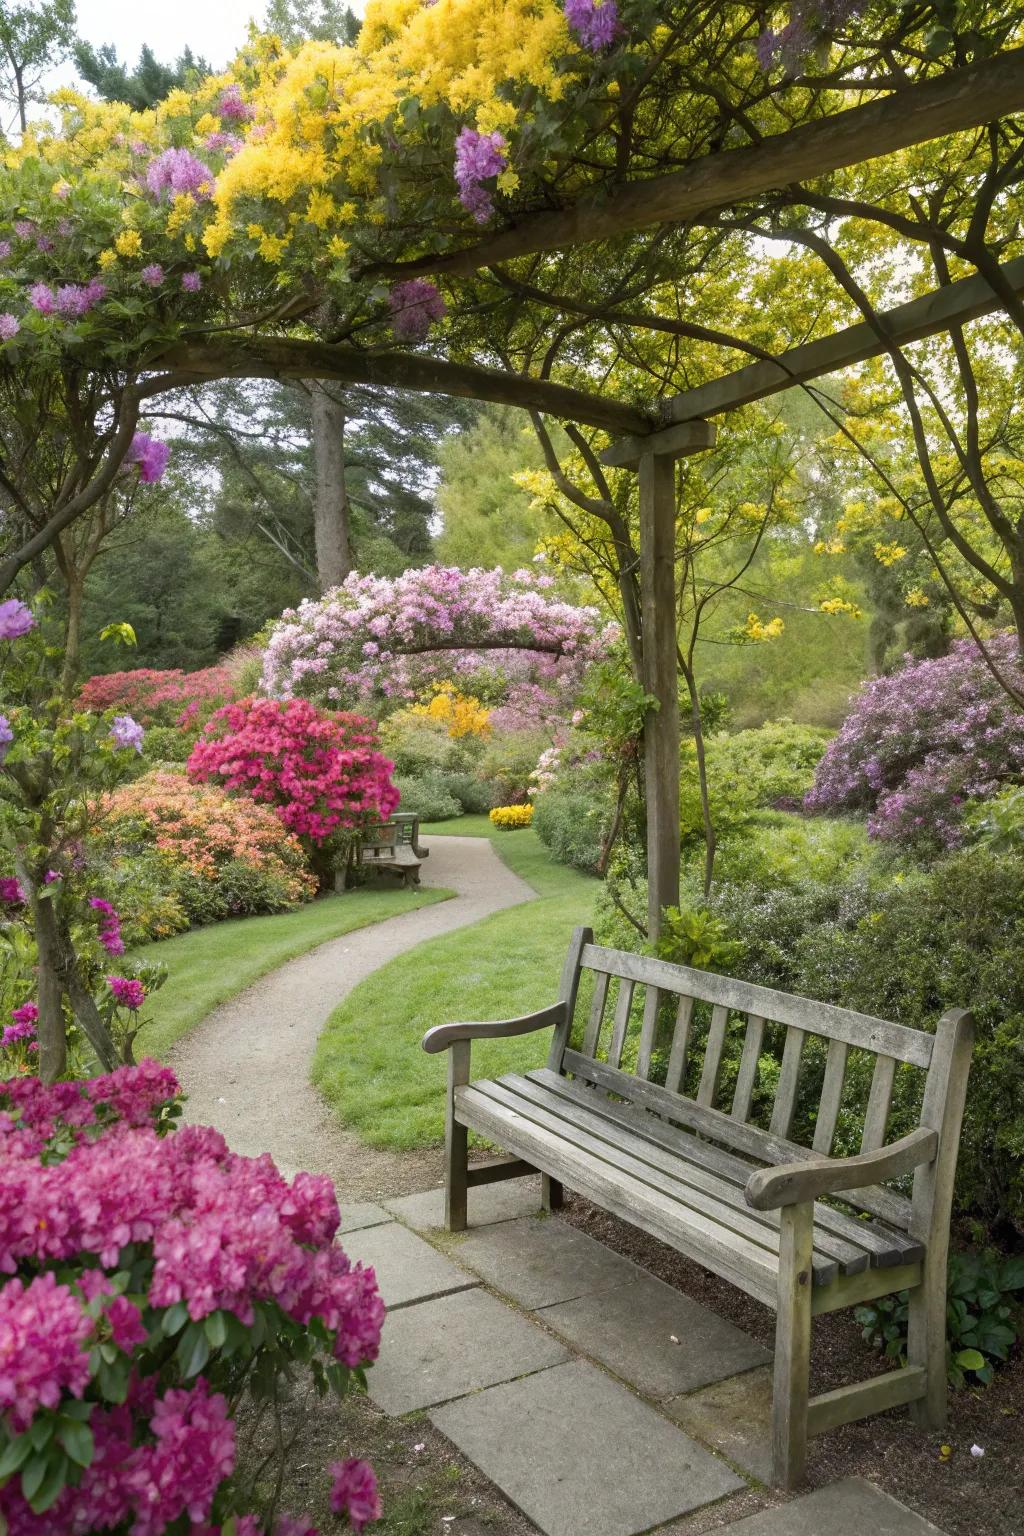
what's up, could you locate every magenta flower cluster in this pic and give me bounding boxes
[108,976,145,1010]
[806,634,1024,847]
[28,279,106,320]
[218,83,255,121]
[388,280,446,342]
[145,147,214,200]
[0,1061,383,1534]
[260,565,615,725]
[563,0,620,51]
[89,897,125,956]
[0,876,24,904]
[453,127,507,222]
[0,598,34,640]
[127,431,171,484]
[2,1003,37,1048]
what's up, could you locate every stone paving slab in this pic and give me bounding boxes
[431,1358,744,1536]
[385,1177,543,1230]
[538,1272,770,1398]
[367,1288,569,1416]
[451,1215,643,1309]
[665,1366,773,1483]
[341,1222,477,1310]
[713,1477,949,1534]
[338,1202,392,1234]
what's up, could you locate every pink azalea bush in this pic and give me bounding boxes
[79,666,237,728]
[0,1061,382,1534]
[260,566,613,730]
[187,697,399,846]
[805,634,1024,847]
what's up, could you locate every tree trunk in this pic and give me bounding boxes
[64,963,119,1073]
[310,383,351,591]
[680,659,716,899]
[638,452,681,939]
[23,871,67,1083]
[62,577,84,698]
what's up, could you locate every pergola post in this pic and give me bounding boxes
[601,420,717,939]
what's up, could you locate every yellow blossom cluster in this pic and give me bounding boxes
[873,540,908,566]
[819,597,862,617]
[410,682,491,739]
[743,612,785,641]
[813,537,846,555]
[905,588,931,607]
[489,803,534,830]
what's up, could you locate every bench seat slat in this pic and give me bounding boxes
[454,1083,783,1307]
[524,1069,922,1269]
[496,1073,870,1276]
[560,1049,915,1233]
[579,944,934,1068]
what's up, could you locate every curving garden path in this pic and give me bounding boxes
[169,835,536,1199]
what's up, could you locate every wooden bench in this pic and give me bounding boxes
[393,812,429,858]
[359,820,421,888]
[422,926,973,1489]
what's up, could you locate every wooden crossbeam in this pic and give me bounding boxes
[661,254,1024,427]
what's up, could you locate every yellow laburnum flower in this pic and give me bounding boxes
[161,89,192,116]
[165,193,196,235]
[306,189,337,227]
[744,612,785,641]
[258,231,290,263]
[496,168,520,195]
[194,113,221,137]
[905,588,930,607]
[247,222,264,240]
[114,229,142,258]
[819,597,862,617]
[98,248,118,271]
[813,538,846,555]
[873,540,908,567]
[694,508,713,525]
[475,99,518,135]
[411,683,491,739]
[328,235,349,260]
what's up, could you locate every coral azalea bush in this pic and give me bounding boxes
[0,1061,381,1534]
[806,635,1024,847]
[80,667,237,728]
[188,698,399,846]
[95,771,316,932]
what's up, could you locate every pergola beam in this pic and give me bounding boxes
[660,255,1024,426]
[364,48,1024,282]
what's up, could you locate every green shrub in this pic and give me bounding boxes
[532,786,610,873]
[394,773,463,822]
[173,859,304,925]
[709,720,833,808]
[140,724,196,764]
[711,810,876,888]
[443,771,499,814]
[380,709,481,778]
[82,846,189,944]
[478,729,549,804]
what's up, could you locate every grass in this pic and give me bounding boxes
[133,884,452,1059]
[313,825,596,1149]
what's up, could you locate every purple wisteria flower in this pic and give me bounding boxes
[0,313,18,341]
[388,279,446,342]
[181,271,202,292]
[140,263,164,287]
[13,220,34,239]
[757,0,865,71]
[563,0,621,50]
[27,283,55,315]
[0,875,24,904]
[126,432,171,484]
[0,599,34,639]
[109,714,145,753]
[54,282,105,319]
[204,131,243,154]
[108,976,145,1010]
[145,147,214,200]
[454,127,507,223]
[0,240,11,260]
[218,84,254,121]
[0,714,12,763]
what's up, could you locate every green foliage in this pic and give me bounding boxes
[709,720,834,808]
[73,40,210,110]
[84,846,189,946]
[655,906,742,971]
[139,725,195,765]
[711,810,875,889]
[0,0,75,129]
[532,776,612,875]
[855,1252,1024,1387]
[435,406,551,569]
[393,773,463,824]
[478,729,549,805]
[967,786,1024,855]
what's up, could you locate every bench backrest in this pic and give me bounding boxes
[362,821,398,850]
[548,927,973,1240]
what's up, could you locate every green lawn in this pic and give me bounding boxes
[313,826,596,1149]
[134,885,452,1059]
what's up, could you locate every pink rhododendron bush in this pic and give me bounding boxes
[260,566,614,731]
[0,1061,382,1534]
[187,698,399,847]
[79,667,238,729]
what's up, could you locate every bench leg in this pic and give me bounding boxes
[907,1257,947,1429]
[445,1041,470,1232]
[542,1175,564,1212]
[772,1202,813,1490]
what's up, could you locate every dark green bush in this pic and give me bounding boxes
[708,719,833,808]
[443,771,499,814]
[532,786,610,873]
[394,773,463,823]
[140,725,196,764]
[173,859,302,925]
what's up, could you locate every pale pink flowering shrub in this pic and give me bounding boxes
[79,664,237,726]
[806,634,1024,848]
[260,565,613,730]
[187,697,399,845]
[0,1061,382,1533]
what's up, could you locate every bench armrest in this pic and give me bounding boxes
[422,1003,565,1054]
[744,1126,938,1212]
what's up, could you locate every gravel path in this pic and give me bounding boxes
[169,836,536,1199]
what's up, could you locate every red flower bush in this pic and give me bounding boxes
[79,666,236,727]
[187,698,399,845]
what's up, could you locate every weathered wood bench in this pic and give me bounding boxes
[393,811,429,858]
[359,820,421,888]
[422,926,973,1489]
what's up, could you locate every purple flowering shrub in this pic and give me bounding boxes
[0,1062,382,1534]
[805,635,1024,847]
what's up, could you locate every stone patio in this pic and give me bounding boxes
[353,1178,949,1536]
